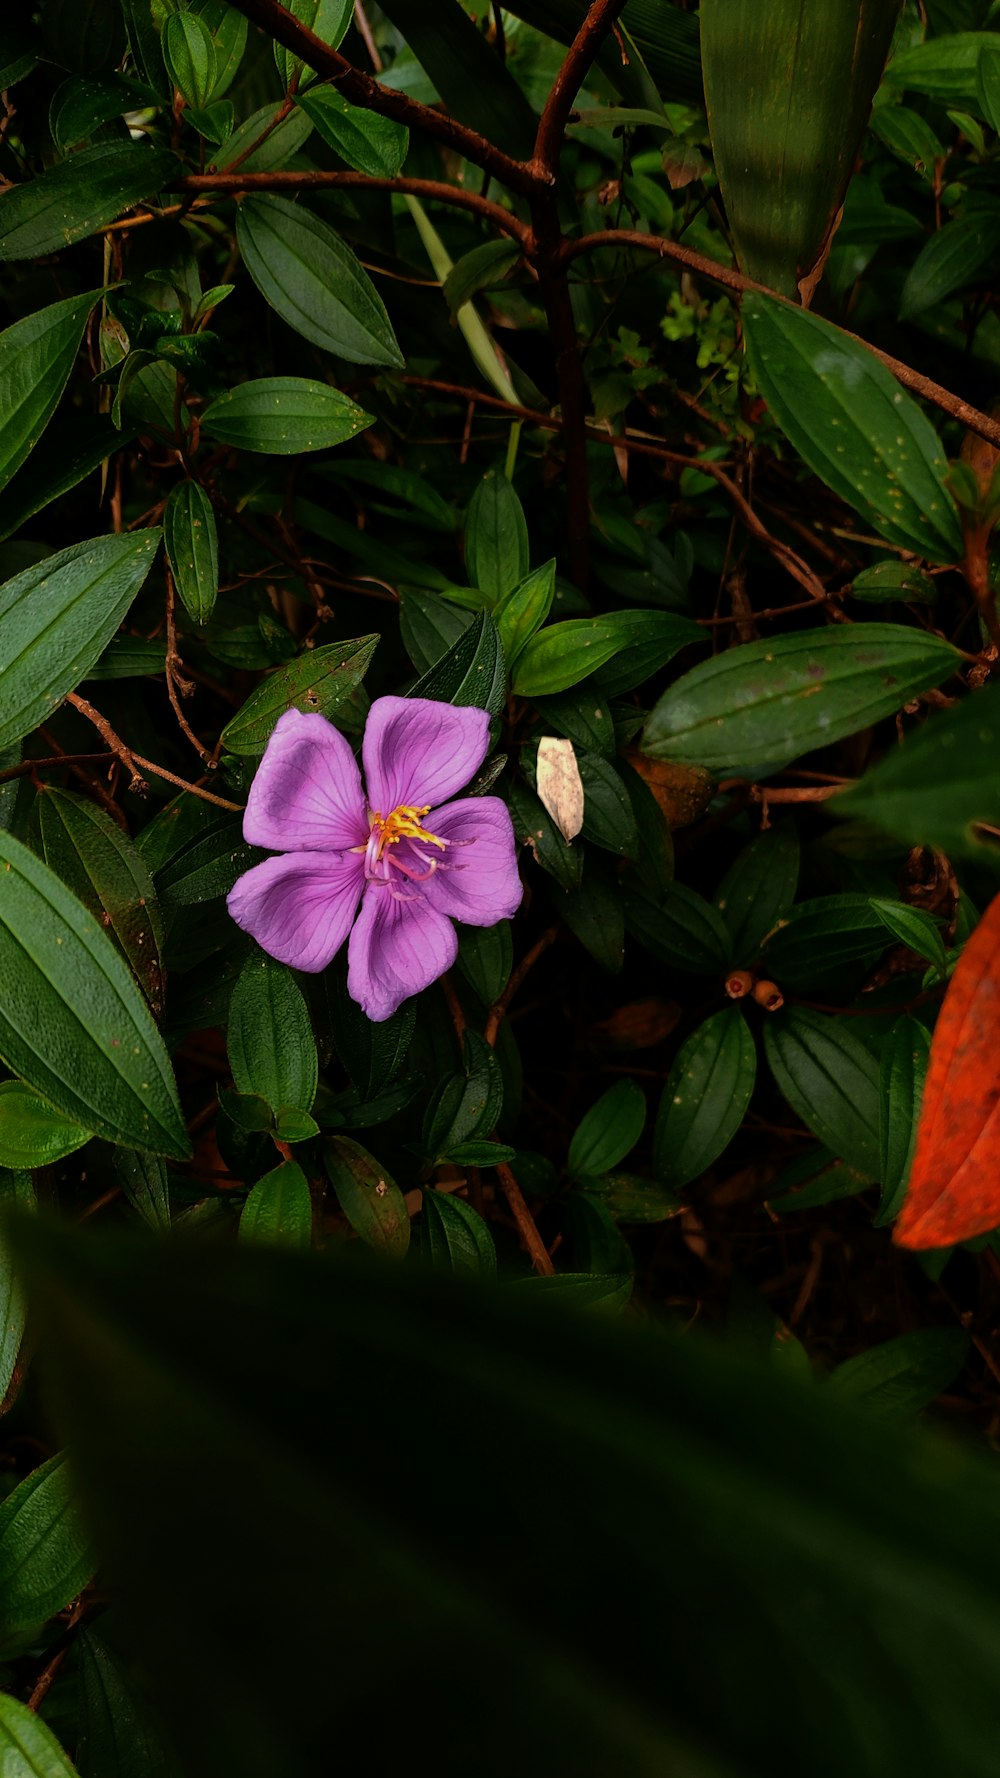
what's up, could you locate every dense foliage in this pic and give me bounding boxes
[3,0,1000,1772]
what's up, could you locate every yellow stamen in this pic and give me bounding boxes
[370,803,447,856]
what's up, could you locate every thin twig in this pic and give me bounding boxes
[66,693,243,811]
[496,1160,555,1276]
[27,1599,87,1712]
[165,568,212,761]
[486,924,558,1046]
[174,170,529,245]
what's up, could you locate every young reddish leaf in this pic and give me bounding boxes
[895,890,1000,1249]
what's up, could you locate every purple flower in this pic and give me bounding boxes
[227,697,522,1021]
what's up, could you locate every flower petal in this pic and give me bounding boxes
[363,696,490,814]
[347,886,457,1021]
[227,851,364,974]
[415,797,523,926]
[242,709,368,853]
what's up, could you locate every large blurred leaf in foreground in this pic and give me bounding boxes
[13,1221,1000,1778]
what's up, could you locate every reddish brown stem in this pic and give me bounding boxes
[174,171,529,245]
[485,924,559,1046]
[496,1161,555,1276]
[531,0,627,176]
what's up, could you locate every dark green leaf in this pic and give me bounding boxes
[534,689,616,760]
[654,1008,756,1191]
[221,635,377,755]
[237,194,403,368]
[327,966,415,1098]
[240,1160,313,1247]
[511,782,582,891]
[121,0,168,88]
[0,1693,81,1776]
[761,894,887,990]
[443,240,522,314]
[0,529,161,751]
[274,0,353,87]
[0,1169,34,1412]
[465,468,529,606]
[567,1192,634,1286]
[112,1146,171,1233]
[424,1031,504,1160]
[0,288,103,495]
[0,832,190,1159]
[578,754,638,857]
[901,210,1000,319]
[558,865,625,973]
[155,815,257,907]
[191,0,248,97]
[591,611,704,700]
[714,824,800,963]
[495,560,555,665]
[869,104,944,178]
[642,625,960,778]
[201,377,373,455]
[763,1008,881,1177]
[77,1626,171,1778]
[399,586,471,674]
[0,1082,90,1170]
[296,88,408,176]
[420,1190,497,1280]
[741,294,962,561]
[214,102,314,172]
[407,611,505,715]
[163,481,218,625]
[376,0,538,157]
[884,31,994,101]
[876,1015,931,1226]
[828,1328,969,1420]
[0,415,134,545]
[837,686,1000,864]
[851,560,937,604]
[0,1451,94,1637]
[162,10,217,107]
[324,1136,410,1256]
[0,145,178,261]
[228,952,318,1115]
[585,1171,682,1224]
[768,1145,873,1212]
[624,882,732,974]
[568,1078,645,1176]
[456,921,512,1005]
[870,898,948,975]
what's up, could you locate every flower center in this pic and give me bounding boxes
[360,803,449,892]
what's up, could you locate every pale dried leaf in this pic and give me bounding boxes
[536,737,584,843]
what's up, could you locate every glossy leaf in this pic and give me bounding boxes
[420,1190,497,1280]
[877,1016,931,1226]
[228,951,318,1115]
[163,481,219,625]
[296,88,408,176]
[558,865,625,974]
[827,1328,969,1420]
[0,529,161,751]
[0,414,133,545]
[423,1032,504,1161]
[407,611,505,715]
[162,10,217,107]
[642,624,960,778]
[465,469,529,605]
[0,1082,90,1170]
[851,560,937,604]
[511,618,634,698]
[201,377,373,456]
[324,1136,410,1257]
[456,921,512,1006]
[870,899,948,976]
[240,1161,313,1247]
[0,289,102,495]
[0,145,177,260]
[495,560,556,665]
[154,815,257,907]
[715,824,800,963]
[763,1008,881,1178]
[895,891,1000,1247]
[591,611,704,700]
[274,0,353,87]
[220,635,377,756]
[568,1078,645,1177]
[654,1007,757,1191]
[215,102,314,172]
[0,1451,95,1637]
[327,966,416,1098]
[236,195,403,368]
[884,31,996,101]
[0,1170,34,1414]
[838,683,1000,862]
[742,294,962,561]
[191,0,247,96]
[510,781,582,892]
[0,1692,81,1776]
[901,210,1000,319]
[37,785,165,1015]
[0,832,189,1159]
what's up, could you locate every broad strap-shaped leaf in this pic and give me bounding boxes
[0,288,103,495]
[827,1328,969,1420]
[164,480,219,625]
[568,1079,646,1177]
[642,624,960,778]
[0,833,189,1159]
[324,1137,410,1256]
[895,891,1000,1248]
[220,634,377,755]
[742,294,963,562]
[407,610,506,714]
[0,529,161,751]
[420,1190,497,1280]
[236,195,403,368]
[900,210,1000,320]
[0,144,177,260]
[201,377,373,455]
[240,1161,313,1247]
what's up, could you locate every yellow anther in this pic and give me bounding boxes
[370,803,447,856]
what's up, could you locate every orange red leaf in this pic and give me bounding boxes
[895,889,1000,1249]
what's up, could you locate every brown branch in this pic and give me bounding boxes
[220,0,540,195]
[0,752,116,783]
[531,0,627,178]
[496,1160,555,1276]
[165,568,212,762]
[395,373,706,464]
[174,170,529,245]
[66,693,243,812]
[561,228,1000,451]
[485,924,559,1046]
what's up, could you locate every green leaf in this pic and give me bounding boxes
[510,782,582,892]
[763,1008,881,1177]
[420,1190,497,1280]
[228,951,318,1115]
[533,690,616,760]
[324,1136,410,1256]
[77,1627,169,1778]
[851,560,937,604]
[511,618,631,698]
[399,588,470,673]
[741,294,963,562]
[296,88,409,176]
[443,240,522,314]
[0,1691,81,1776]
[584,1171,682,1225]
[240,1160,313,1247]
[876,1015,931,1226]
[220,634,377,756]
[495,560,555,665]
[0,145,177,261]
[827,1328,969,1420]
[214,102,314,173]
[836,684,1000,863]
[121,0,168,89]
[201,377,374,456]
[163,481,219,625]
[191,0,248,97]
[0,832,190,1160]
[112,1147,171,1233]
[0,289,103,496]
[327,966,415,1098]
[274,0,353,86]
[624,882,732,974]
[154,815,257,907]
[456,921,512,1006]
[578,754,638,857]
[760,894,888,990]
[654,1007,756,1191]
[869,898,948,976]
[236,194,403,368]
[568,1078,645,1176]
[37,785,165,1015]
[465,469,529,605]
[0,1082,90,1170]
[901,210,1000,319]
[0,1170,34,1413]
[591,611,705,700]
[869,104,944,179]
[424,1031,504,1161]
[0,530,161,751]
[162,10,217,107]
[558,864,625,974]
[884,31,996,102]
[642,624,960,778]
[0,1451,94,1637]
[407,611,505,715]
[0,415,134,546]
[376,0,538,158]
[714,824,800,963]
[768,1145,873,1213]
